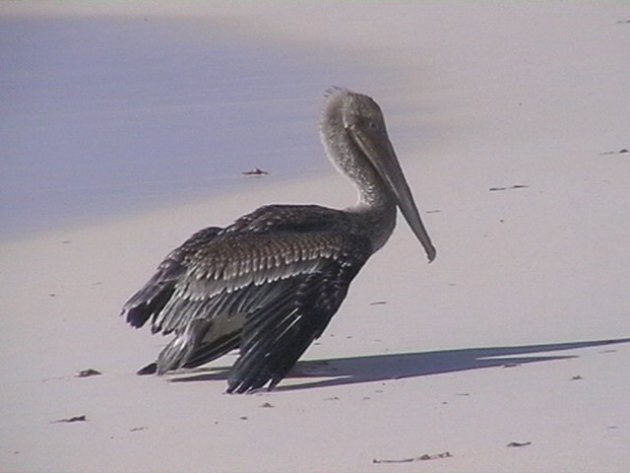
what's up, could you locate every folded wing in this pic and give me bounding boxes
[121,205,372,392]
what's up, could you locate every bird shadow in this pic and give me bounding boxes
[170,337,630,391]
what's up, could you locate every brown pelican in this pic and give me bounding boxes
[121,88,436,393]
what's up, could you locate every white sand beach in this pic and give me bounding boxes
[1,2,629,472]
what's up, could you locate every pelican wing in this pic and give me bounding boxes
[122,205,346,332]
[121,205,371,390]
[122,225,222,330]
[226,233,371,393]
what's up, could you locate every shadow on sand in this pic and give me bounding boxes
[170,337,630,391]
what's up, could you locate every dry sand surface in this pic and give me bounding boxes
[1,2,629,472]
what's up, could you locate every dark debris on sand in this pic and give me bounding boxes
[373,451,453,463]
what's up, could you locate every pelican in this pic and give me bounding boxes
[121,88,436,393]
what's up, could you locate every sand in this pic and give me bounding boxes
[1,2,629,472]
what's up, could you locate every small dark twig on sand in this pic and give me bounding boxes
[373,451,452,463]
[507,441,532,448]
[242,168,269,176]
[51,415,87,424]
[599,148,628,155]
[75,368,102,378]
[489,184,528,191]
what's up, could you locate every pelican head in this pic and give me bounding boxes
[320,87,436,262]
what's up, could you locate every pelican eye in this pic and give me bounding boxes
[366,119,380,132]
